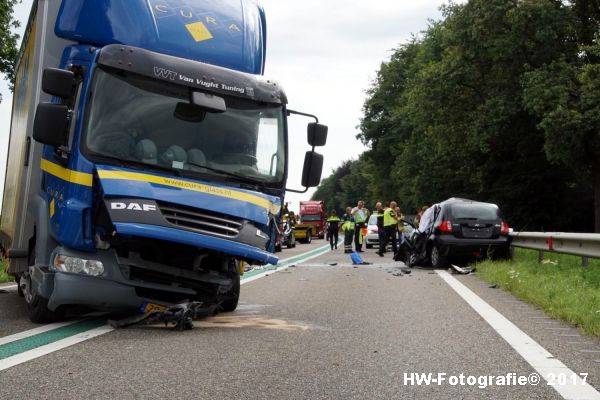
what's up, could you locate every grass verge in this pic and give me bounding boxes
[475,248,600,337]
[0,261,15,283]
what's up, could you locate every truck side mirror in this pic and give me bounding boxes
[33,103,70,147]
[42,68,77,99]
[301,151,324,187]
[307,123,328,146]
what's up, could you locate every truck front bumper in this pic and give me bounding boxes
[34,246,223,312]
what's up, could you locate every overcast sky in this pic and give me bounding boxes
[0,0,450,213]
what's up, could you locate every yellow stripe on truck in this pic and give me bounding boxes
[97,169,281,215]
[40,159,93,187]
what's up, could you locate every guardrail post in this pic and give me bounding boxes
[538,250,544,263]
[582,257,589,269]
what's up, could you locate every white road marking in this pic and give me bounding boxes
[0,320,83,346]
[0,325,114,372]
[437,270,600,400]
[241,242,335,285]
[0,284,18,292]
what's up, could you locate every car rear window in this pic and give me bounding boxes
[450,203,500,220]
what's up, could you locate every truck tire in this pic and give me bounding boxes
[221,271,240,312]
[21,269,62,323]
[305,231,312,244]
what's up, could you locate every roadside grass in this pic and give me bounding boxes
[475,248,600,337]
[0,260,15,283]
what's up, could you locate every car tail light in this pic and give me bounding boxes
[501,221,509,235]
[438,220,453,233]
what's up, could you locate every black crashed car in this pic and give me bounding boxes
[414,198,511,267]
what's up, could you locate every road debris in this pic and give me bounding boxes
[450,264,474,274]
[108,301,219,331]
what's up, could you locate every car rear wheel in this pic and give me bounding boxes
[429,244,447,268]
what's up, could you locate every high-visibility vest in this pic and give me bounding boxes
[341,215,355,232]
[353,208,368,223]
[383,208,397,227]
[327,216,341,222]
[397,214,406,232]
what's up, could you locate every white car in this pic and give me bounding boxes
[364,214,380,249]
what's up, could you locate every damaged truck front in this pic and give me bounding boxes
[0,0,327,322]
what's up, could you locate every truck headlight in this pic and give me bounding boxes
[53,255,105,276]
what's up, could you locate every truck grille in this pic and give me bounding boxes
[158,202,243,238]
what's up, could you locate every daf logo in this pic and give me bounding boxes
[111,202,157,212]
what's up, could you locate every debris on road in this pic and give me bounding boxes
[450,264,474,274]
[108,302,219,331]
[489,284,498,289]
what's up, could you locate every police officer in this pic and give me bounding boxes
[351,200,369,252]
[326,210,341,250]
[341,207,355,254]
[378,201,398,257]
[374,202,385,252]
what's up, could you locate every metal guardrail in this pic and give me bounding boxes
[510,231,600,267]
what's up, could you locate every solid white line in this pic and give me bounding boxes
[437,270,600,400]
[0,320,83,346]
[241,242,334,285]
[0,284,18,291]
[0,325,114,372]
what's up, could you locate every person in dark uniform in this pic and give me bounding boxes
[326,210,341,250]
[341,207,355,254]
[375,202,385,252]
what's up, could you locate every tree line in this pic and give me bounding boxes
[313,0,600,232]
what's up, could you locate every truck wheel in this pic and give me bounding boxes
[430,244,447,268]
[305,232,312,244]
[221,272,240,312]
[20,269,62,323]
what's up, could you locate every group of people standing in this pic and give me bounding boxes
[325,200,406,255]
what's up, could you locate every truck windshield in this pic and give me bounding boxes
[301,214,322,222]
[83,68,285,186]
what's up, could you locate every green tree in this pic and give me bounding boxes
[0,0,20,101]
[522,0,600,231]
[351,0,594,231]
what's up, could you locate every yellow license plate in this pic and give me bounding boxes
[139,302,168,314]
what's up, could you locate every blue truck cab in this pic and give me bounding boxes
[0,0,327,322]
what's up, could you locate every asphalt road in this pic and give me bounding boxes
[1,239,599,399]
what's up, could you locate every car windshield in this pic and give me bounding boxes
[84,68,285,185]
[450,203,500,220]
